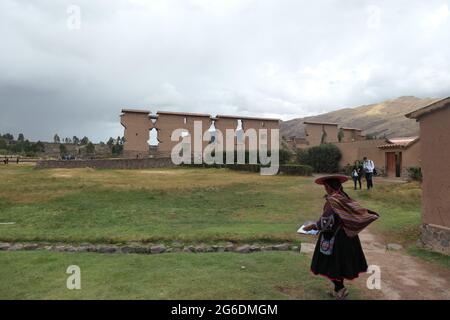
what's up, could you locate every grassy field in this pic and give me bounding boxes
[0,164,430,299]
[0,250,376,300]
[0,165,322,244]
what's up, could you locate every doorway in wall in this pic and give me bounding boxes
[386,151,402,178]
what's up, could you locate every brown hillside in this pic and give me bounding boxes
[280,96,439,139]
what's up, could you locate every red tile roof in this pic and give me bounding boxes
[378,136,419,149]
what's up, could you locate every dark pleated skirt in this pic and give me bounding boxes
[310,228,368,280]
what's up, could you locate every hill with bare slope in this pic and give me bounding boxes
[280,96,439,139]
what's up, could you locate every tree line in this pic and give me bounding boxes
[0,133,45,156]
[0,133,124,157]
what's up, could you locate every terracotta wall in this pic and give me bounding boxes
[402,140,421,168]
[213,117,239,150]
[305,123,339,146]
[156,112,212,157]
[242,118,279,151]
[120,111,152,158]
[418,106,450,229]
[341,129,363,142]
[121,110,280,159]
[333,139,386,169]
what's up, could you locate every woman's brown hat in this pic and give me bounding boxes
[314,174,349,185]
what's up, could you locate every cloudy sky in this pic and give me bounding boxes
[1,0,450,142]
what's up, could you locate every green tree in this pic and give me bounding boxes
[54,134,60,143]
[73,136,80,145]
[0,138,7,150]
[18,133,25,142]
[86,142,95,155]
[2,133,14,141]
[34,141,45,153]
[59,144,67,156]
[297,144,342,173]
[80,136,89,145]
[107,137,115,147]
[112,140,123,155]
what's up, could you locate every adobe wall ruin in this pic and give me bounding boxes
[120,109,280,159]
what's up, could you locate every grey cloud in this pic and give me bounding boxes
[1,0,450,142]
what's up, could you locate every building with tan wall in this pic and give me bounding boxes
[304,122,339,146]
[120,109,153,158]
[340,127,365,142]
[377,137,420,178]
[332,137,420,178]
[285,136,308,150]
[406,97,450,255]
[156,111,212,158]
[333,139,386,170]
[299,118,421,178]
[214,115,280,152]
[120,109,280,160]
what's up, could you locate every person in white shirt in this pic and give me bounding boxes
[363,157,375,189]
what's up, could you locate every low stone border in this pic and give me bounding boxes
[0,242,301,255]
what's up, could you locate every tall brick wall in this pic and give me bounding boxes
[120,109,281,159]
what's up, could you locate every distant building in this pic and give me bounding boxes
[285,136,308,149]
[288,119,421,179]
[340,127,366,142]
[406,97,450,255]
[304,121,339,146]
[377,137,420,178]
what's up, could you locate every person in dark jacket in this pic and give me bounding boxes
[303,175,379,299]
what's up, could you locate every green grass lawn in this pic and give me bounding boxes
[0,250,372,300]
[407,245,450,270]
[0,166,323,244]
[0,166,421,245]
[0,165,432,299]
[346,181,422,245]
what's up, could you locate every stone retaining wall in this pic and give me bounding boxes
[420,224,450,255]
[35,157,175,169]
[0,242,300,254]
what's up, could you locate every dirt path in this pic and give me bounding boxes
[301,230,450,300]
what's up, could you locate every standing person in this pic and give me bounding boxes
[363,157,375,189]
[351,165,362,190]
[303,175,379,299]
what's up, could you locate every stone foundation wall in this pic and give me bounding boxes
[36,157,175,170]
[420,224,450,255]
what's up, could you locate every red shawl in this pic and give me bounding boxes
[326,192,379,237]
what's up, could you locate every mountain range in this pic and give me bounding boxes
[280,96,439,139]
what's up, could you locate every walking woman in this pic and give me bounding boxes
[303,175,379,299]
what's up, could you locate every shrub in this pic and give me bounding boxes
[407,167,422,182]
[181,163,313,176]
[297,144,342,173]
[279,148,293,165]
